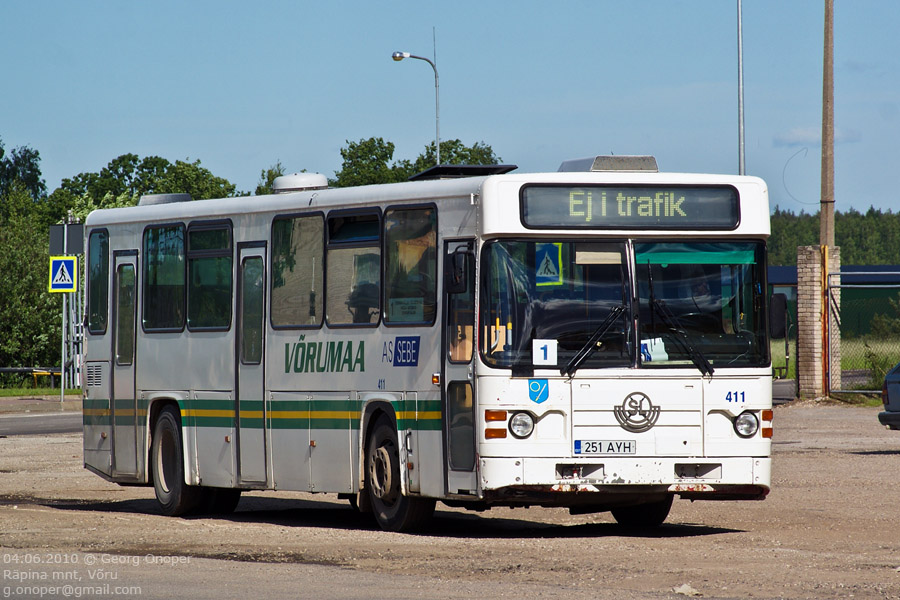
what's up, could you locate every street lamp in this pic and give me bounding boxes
[392,51,440,166]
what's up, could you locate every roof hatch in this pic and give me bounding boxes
[557,155,658,173]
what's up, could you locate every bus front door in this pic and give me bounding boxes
[236,243,267,486]
[443,240,477,496]
[111,251,138,478]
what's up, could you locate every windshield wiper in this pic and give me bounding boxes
[645,260,713,377]
[650,298,715,377]
[561,305,625,377]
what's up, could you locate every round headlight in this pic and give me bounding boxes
[734,411,759,438]
[509,412,535,439]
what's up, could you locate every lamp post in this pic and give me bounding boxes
[392,51,440,166]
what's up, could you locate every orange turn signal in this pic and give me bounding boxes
[485,428,508,439]
[762,428,773,439]
[485,410,508,422]
[762,409,774,422]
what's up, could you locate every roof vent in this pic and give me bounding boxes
[273,173,328,193]
[138,193,192,206]
[557,155,658,173]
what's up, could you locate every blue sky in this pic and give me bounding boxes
[2,1,897,213]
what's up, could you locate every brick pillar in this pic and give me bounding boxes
[797,245,840,399]
[797,247,823,399]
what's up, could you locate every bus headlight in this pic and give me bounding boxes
[733,411,759,438]
[509,412,535,439]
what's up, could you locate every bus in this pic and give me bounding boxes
[82,156,774,532]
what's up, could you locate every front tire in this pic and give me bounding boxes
[151,406,201,516]
[611,495,674,527]
[365,418,434,532]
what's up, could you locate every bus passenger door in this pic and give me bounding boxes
[443,240,478,496]
[111,251,138,478]
[236,243,267,486]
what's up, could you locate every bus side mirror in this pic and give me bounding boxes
[445,250,469,295]
[769,293,787,339]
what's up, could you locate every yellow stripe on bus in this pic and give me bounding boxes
[82,409,109,416]
[182,409,236,418]
[269,411,362,420]
[397,411,441,421]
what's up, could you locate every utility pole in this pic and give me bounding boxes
[820,0,835,247]
[737,0,746,175]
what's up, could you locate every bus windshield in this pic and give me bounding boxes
[480,239,768,372]
[635,241,768,369]
[480,240,632,370]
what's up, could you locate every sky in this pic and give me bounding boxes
[1,1,898,213]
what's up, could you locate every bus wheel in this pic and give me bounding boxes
[365,419,434,532]
[611,495,674,527]
[151,406,201,516]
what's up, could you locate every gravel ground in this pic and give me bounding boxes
[1,400,898,599]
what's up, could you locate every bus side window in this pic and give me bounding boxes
[326,212,381,326]
[271,214,324,328]
[143,224,185,331]
[384,207,437,325]
[447,250,474,363]
[87,229,109,334]
[187,223,232,330]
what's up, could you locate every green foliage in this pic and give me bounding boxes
[863,342,895,390]
[412,139,501,173]
[331,137,501,187]
[769,206,900,265]
[159,159,236,200]
[0,184,60,368]
[0,137,46,202]
[869,292,900,338]
[45,154,238,225]
[330,137,411,188]
[255,161,287,196]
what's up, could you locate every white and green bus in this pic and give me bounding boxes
[82,156,774,531]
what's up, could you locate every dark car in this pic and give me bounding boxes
[880,362,900,430]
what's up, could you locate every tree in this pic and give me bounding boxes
[411,139,501,173]
[331,138,411,188]
[331,137,501,187]
[46,155,239,222]
[0,137,47,221]
[156,159,236,200]
[0,183,60,371]
[768,206,900,265]
[255,161,286,196]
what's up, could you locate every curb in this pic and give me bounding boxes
[0,395,82,415]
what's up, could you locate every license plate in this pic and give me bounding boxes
[574,440,636,455]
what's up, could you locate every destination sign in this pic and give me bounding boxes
[521,185,739,229]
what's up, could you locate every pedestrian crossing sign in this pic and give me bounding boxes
[535,243,563,286]
[49,256,78,293]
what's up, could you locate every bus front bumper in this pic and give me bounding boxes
[478,456,770,503]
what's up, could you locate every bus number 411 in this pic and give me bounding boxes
[725,391,746,403]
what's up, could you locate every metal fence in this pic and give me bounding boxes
[827,271,900,394]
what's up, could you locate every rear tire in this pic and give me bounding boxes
[611,495,674,527]
[151,406,202,516]
[365,418,434,532]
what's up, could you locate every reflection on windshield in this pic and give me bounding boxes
[479,240,768,371]
[480,241,631,370]
[636,241,767,368]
